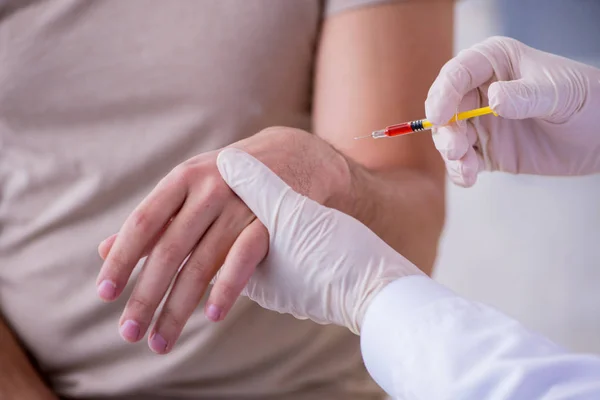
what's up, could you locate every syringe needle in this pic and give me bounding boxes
[354,134,372,140]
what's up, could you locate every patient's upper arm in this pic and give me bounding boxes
[313,0,453,178]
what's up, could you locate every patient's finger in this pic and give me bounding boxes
[205,219,268,322]
[147,199,257,354]
[98,222,172,261]
[96,174,188,301]
[118,193,220,343]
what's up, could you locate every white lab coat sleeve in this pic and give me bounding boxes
[360,275,600,399]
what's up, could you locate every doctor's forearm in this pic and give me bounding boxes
[361,276,600,399]
[0,316,57,400]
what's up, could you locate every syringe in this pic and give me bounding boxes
[355,106,498,140]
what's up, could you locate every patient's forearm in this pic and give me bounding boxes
[311,1,451,274]
[335,163,445,274]
[0,316,57,400]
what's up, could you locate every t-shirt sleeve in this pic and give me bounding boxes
[324,0,405,17]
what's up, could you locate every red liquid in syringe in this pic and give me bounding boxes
[384,122,414,137]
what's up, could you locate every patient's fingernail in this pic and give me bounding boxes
[97,280,117,300]
[205,304,222,322]
[120,320,140,342]
[149,332,168,354]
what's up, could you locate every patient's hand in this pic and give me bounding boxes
[96,127,351,354]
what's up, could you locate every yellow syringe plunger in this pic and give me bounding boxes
[417,106,498,132]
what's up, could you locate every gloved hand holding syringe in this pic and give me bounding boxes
[361,36,600,187]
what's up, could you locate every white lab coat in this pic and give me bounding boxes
[360,276,600,399]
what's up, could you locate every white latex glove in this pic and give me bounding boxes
[215,148,422,334]
[426,36,600,187]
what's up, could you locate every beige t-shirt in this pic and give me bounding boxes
[0,1,395,399]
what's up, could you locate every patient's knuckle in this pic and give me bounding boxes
[128,295,156,316]
[171,163,200,185]
[130,209,153,233]
[180,203,208,230]
[108,249,133,274]
[160,306,183,330]
[185,259,214,286]
[231,248,259,272]
[216,279,241,301]
[198,177,231,208]
[154,242,183,267]
[205,173,228,193]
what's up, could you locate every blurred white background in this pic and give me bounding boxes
[435,0,600,353]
